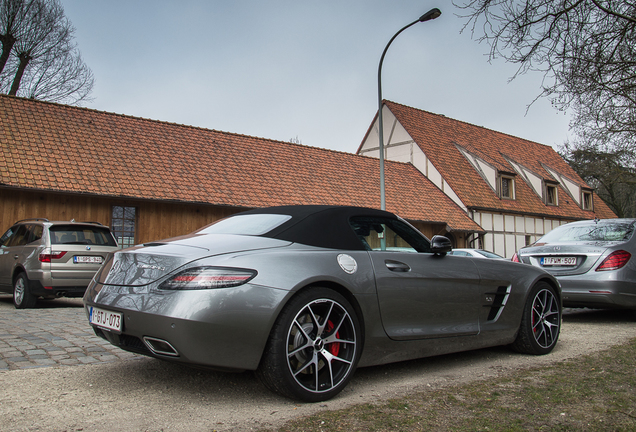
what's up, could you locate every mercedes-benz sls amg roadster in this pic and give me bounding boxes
[84,205,561,402]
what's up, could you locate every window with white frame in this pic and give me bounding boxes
[582,190,593,210]
[545,184,558,206]
[499,175,515,199]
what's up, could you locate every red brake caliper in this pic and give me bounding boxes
[325,320,340,356]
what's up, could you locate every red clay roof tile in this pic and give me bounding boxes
[0,95,482,232]
[379,100,615,220]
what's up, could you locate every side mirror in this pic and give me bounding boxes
[430,235,452,255]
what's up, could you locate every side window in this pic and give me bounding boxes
[6,225,30,247]
[349,217,430,253]
[0,226,17,247]
[27,225,43,244]
[112,206,136,248]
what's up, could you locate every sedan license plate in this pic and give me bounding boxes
[541,256,576,266]
[74,256,103,264]
[89,307,122,332]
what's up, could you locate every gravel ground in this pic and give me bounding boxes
[0,303,634,432]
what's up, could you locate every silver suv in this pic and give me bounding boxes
[0,219,119,308]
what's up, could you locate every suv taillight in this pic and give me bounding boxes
[39,251,67,263]
[596,250,631,271]
[511,253,520,263]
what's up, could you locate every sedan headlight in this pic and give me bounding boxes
[159,267,257,290]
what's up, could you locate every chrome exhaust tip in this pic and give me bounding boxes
[143,336,179,357]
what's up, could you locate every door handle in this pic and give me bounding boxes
[385,260,410,272]
[13,254,19,260]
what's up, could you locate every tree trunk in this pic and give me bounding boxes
[9,52,31,96]
[0,33,16,75]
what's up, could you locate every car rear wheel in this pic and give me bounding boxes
[13,273,37,309]
[512,281,561,355]
[257,287,361,402]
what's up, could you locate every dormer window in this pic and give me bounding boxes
[499,175,515,199]
[582,190,593,210]
[545,183,558,206]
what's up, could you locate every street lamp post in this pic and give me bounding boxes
[377,8,441,210]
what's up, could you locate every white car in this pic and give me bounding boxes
[448,248,507,259]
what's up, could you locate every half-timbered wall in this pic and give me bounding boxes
[469,211,569,257]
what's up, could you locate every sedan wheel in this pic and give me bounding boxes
[512,281,561,355]
[257,288,361,402]
[13,273,37,309]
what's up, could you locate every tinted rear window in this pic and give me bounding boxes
[540,221,635,243]
[50,225,117,246]
[198,214,292,236]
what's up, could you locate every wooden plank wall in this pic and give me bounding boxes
[1,188,463,247]
[0,188,242,245]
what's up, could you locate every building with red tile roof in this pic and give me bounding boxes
[0,95,482,246]
[358,100,616,257]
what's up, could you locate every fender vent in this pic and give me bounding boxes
[485,285,511,322]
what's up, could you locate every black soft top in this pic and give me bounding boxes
[239,205,398,250]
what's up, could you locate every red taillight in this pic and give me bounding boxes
[511,253,520,263]
[596,250,631,271]
[39,251,67,263]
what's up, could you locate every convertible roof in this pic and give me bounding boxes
[240,205,397,250]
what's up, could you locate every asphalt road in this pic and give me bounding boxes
[0,294,634,431]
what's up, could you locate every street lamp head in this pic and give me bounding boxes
[418,8,441,22]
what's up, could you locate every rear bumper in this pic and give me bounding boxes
[27,278,87,298]
[559,277,636,309]
[27,268,92,296]
[84,282,290,371]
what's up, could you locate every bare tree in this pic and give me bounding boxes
[560,138,636,218]
[456,1,636,150]
[0,0,32,74]
[19,45,93,103]
[0,0,92,104]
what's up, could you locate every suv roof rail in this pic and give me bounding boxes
[15,218,49,223]
[79,221,104,226]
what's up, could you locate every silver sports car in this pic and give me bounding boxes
[513,218,635,311]
[84,205,562,402]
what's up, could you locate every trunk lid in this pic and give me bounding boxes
[96,233,291,286]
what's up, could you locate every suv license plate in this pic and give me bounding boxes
[74,256,103,264]
[89,307,122,332]
[541,256,576,266]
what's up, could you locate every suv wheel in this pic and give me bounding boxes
[14,273,37,309]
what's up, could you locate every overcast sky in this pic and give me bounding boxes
[60,0,572,153]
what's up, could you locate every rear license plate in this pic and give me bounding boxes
[74,256,103,264]
[541,256,576,266]
[89,307,122,332]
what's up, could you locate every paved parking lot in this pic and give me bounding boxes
[0,295,139,370]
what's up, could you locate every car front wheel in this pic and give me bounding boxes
[257,287,361,402]
[13,273,37,309]
[512,281,561,355]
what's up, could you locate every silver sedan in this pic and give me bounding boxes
[84,205,561,402]
[514,218,635,311]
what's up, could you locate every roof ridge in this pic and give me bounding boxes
[0,94,357,158]
[383,99,557,149]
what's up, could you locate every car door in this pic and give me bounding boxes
[0,225,29,289]
[351,216,481,341]
[0,225,19,289]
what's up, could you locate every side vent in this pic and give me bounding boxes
[485,285,511,322]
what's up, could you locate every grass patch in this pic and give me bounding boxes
[271,338,636,431]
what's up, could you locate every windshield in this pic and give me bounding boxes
[538,221,635,243]
[198,214,292,236]
[476,250,504,259]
